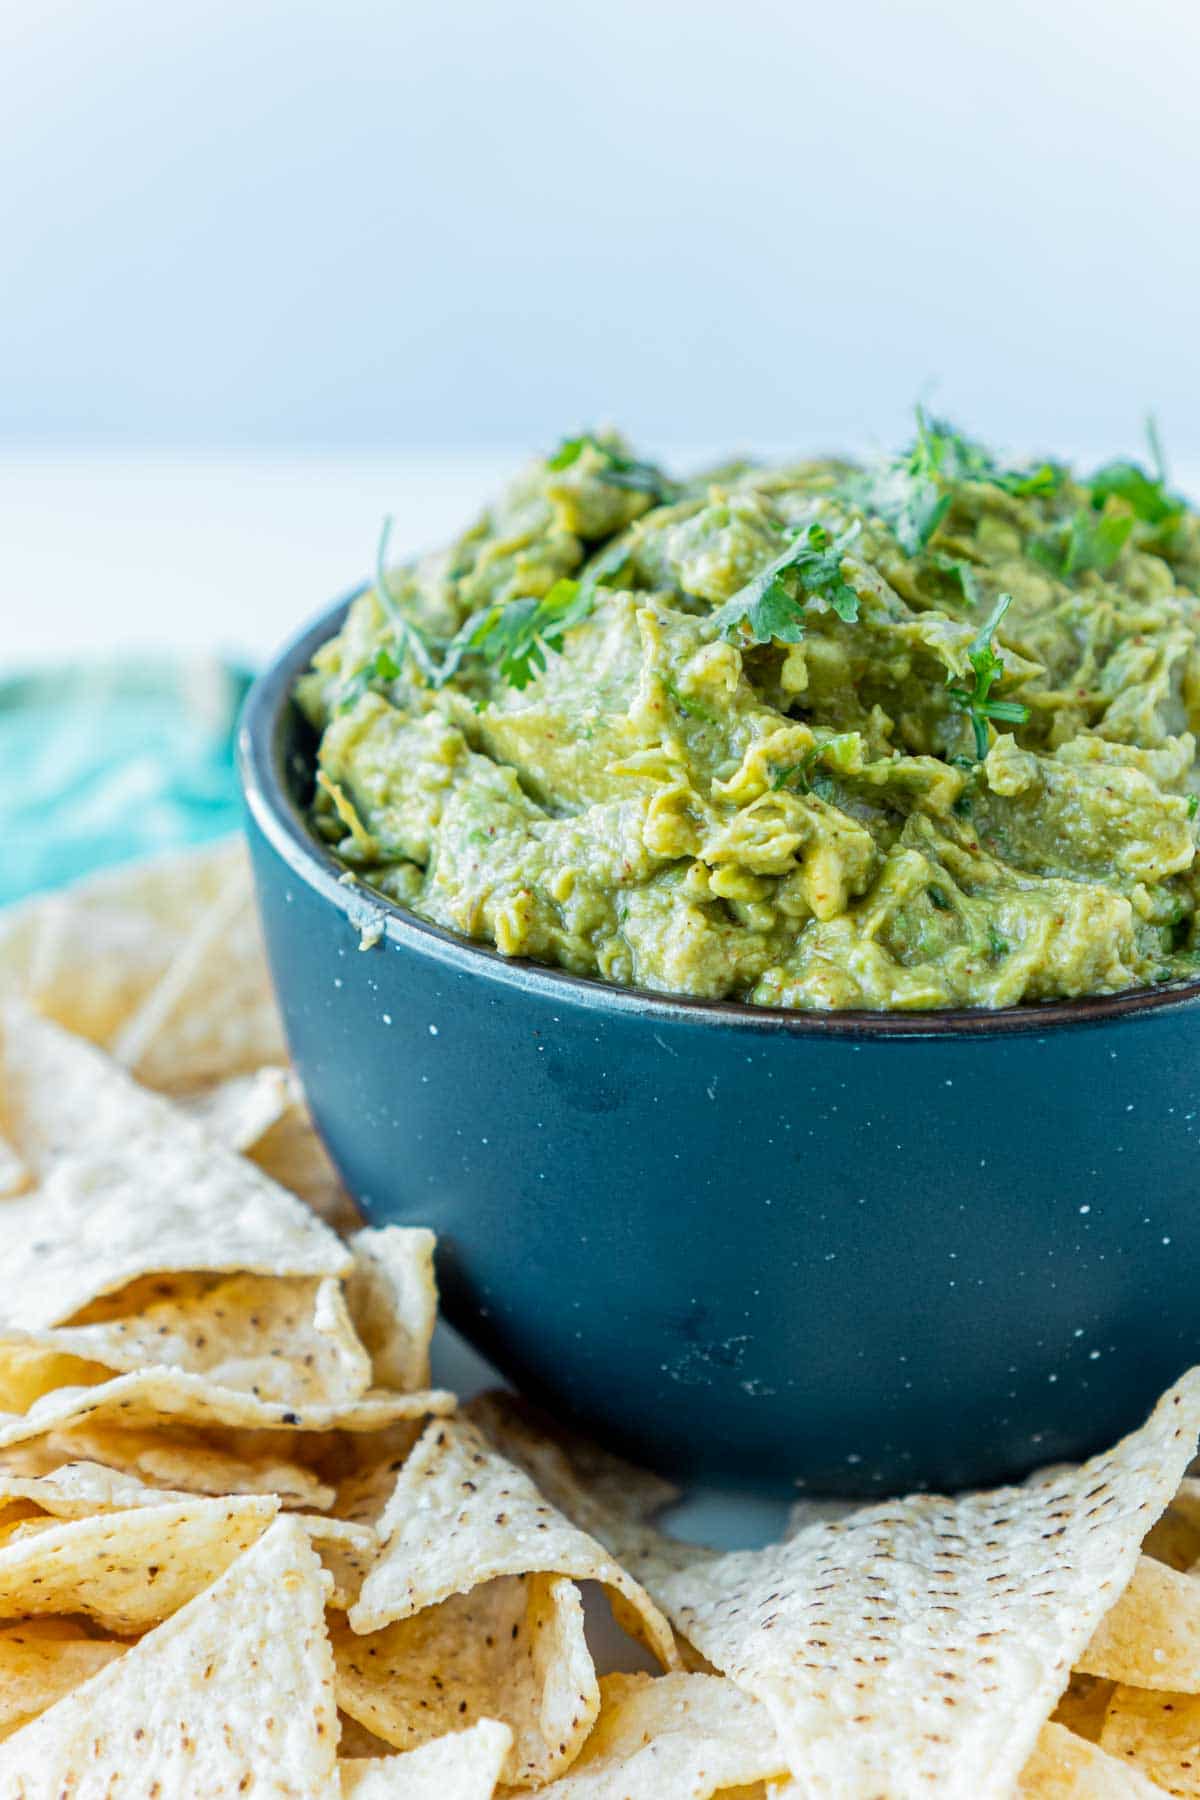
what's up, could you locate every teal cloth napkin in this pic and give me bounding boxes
[0,659,251,907]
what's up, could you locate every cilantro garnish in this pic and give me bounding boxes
[712,521,862,646]
[548,435,679,506]
[1034,508,1133,578]
[848,410,1063,559]
[945,593,1030,760]
[336,643,402,714]
[1088,416,1185,528]
[1188,794,1199,820]
[375,517,443,684]
[461,577,592,690]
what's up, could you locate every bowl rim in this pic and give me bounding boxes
[238,589,1200,1042]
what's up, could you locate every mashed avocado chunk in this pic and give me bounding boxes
[296,420,1200,1011]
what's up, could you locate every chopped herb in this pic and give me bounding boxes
[1032,508,1134,579]
[932,553,984,607]
[336,643,403,713]
[927,884,951,911]
[462,577,592,690]
[713,520,862,646]
[770,746,823,792]
[548,435,679,506]
[945,593,1031,761]
[375,517,444,684]
[988,923,1010,959]
[661,675,718,725]
[1088,418,1185,527]
[1188,794,1199,819]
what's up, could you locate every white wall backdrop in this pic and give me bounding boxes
[1,0,1197,457]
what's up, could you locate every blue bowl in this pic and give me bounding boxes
[240,596,1200,1496]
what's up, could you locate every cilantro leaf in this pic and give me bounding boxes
[464,577,592,690]
[336,643,403,713]
[945,592,1031,760]
[713,521,862,646]
[1088,419,1185,529]
[374,516,444,684]
[547,434,678,506]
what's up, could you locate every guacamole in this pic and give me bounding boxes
[295,421,1200,1011]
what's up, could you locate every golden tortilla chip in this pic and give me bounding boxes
[0,1422,337,1510]
[345,1229,438,1394]
[1050,1672,1117,1743]
[0,1459,195,1517]
[1017,1720,1162,1796]
[656,1372,1200,1795]
[1078,1555,1200,1689]
[0,1006,349,1326]
[534,1671,788,1798]
[335,1575,597,1785]
[0,1516,338,1795]
[1101,1685,1200,1794]
[4,1273,373,1408]
[338,1720,512,1799]
[348,1419,677,1671]
[0,1492,277,1631]
[0,842,244,1049]
[0,1352,454,1443]
[0,1621,125,1742]
[304,1515,379,1610]
[112,864,286,1090]
[1143,1479,1200,1573]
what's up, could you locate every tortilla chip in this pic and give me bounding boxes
[345,1229,438,1393]
[462,1392,702,1603]
[0,1621,125,1742]
[0,1516,338,1795]
[0,1006,349,1326]
[534,1670,788,1798]
[1101,1686,1200,1794]
[175,1064,296,1152]
[329,1431,426,1529]
[655,1371,1200,1795]
[335,1573,598,1785]
[110,861,286,1089]
[1017,1720,1163,1796]
[0,1354,454,1444]
[1144,1479,1200,1573]
[338,1719,512,1798]
[247,1089,361,1235]
[0,1459,195,1517]
[348,1419,677,1671]
[0,842,244,1048]
[303,1515,379,1610]
[0,1422,337,1509]
[1050,1671,1117,1743]
[1078,1555,1200,1689]
[0,1135,29,1200]
[0,1493,277,1632]
[5,1273,373,1408]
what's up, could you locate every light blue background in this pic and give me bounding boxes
[1,0,1197,456]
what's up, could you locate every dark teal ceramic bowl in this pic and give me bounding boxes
[240,596,1200,1497]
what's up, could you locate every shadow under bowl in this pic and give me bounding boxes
[239,594,1200,1496]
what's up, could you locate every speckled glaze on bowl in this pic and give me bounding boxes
[240,595,1200,1496]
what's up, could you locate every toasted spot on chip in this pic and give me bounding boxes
[0,1005,349,1327]
[338,1718,512,1798]
[1017,1720,1163,1796]
[656,1372,1200,1795]
[1050,1671,1117,1745]
[0,1621,126,1743]
[345,1228,438,1395]
[0,1493,278,1633]
[335,1573,597,1785]
[349,1418,677,1672]
[0,1516,338,1794]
